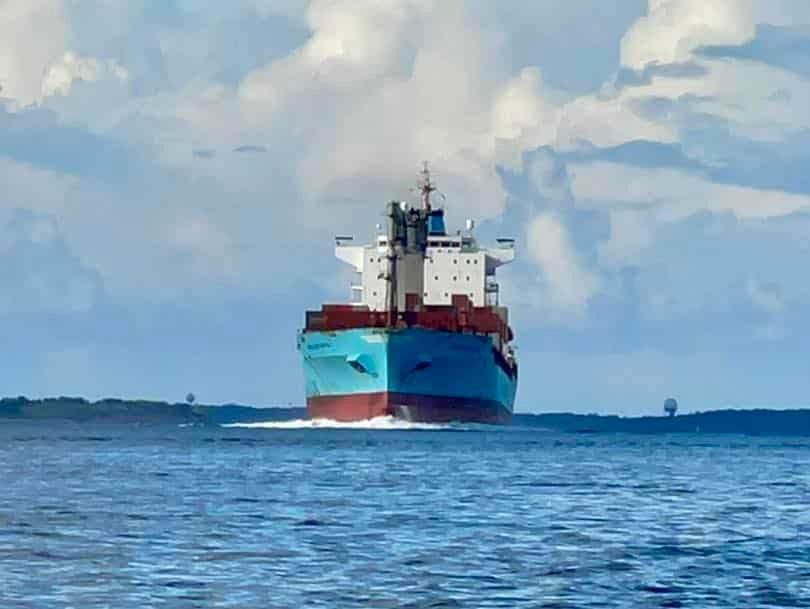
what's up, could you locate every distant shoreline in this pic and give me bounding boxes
[2,397,810,435]
[0,397,305,426]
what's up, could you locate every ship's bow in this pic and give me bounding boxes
[300,327,515,424]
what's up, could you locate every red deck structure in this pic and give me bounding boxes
[305,296,514,344]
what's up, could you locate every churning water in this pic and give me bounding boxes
[224,416,448,431]
[1,422,809,608]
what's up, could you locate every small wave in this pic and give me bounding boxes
[224,416,448,430]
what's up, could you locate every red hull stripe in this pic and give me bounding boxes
[308,392,511,424]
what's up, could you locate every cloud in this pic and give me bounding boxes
[42,51,128,98]
[492,67,561,168]
[239,0,431,111]
[597,208,655,269]
[525,212,601,319]
[524,148,573,207]
[614,61,709,90]
[0,0,67,107]
[4,0,810,410]
[568,161,810,221]
[236,1,518,222]
[620,0,756,70]
[0,2,126,109]
[746,277,784,315]
[471,0,648,95]
[500,2,810,165]
[233,145,268,154]
[170,215,243,280]
[698,24,810,73]
[0,105,140,182]
[0,208,103,314]
[752,1,810,27]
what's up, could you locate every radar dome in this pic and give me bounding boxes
[664,398,678,417]
[186,393,196,405]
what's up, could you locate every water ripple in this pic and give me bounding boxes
[1,425,809,607]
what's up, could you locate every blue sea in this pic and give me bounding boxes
[2,420,810,608]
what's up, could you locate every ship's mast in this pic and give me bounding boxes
[418,161,436,212]
[383,164,433,326]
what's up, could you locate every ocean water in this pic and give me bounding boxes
[2,421,810,608]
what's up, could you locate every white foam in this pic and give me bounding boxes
[224,416,447,430]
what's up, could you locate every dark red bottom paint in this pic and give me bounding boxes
[308,392,511,425]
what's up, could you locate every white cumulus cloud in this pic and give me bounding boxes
[526,212,601,319]
[236,0,517,222]
[569,162,810,222]
[620,0,755,70]
[492,67,561,168]
[42,51,128,98]
[0,0,66,108]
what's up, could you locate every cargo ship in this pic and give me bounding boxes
[297,165,517,423]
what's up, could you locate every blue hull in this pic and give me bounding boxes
[298,328,517,423]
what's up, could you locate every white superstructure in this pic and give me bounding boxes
[335,182,515,313]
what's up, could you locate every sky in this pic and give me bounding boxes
[2,0,810,415]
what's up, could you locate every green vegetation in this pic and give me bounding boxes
[2,397,809,435]
[514,410,810,435]
[0,396,305,425]
[0,396,203,423]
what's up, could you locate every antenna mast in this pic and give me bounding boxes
[418,161,437,212]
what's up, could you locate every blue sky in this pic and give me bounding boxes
[2,0,810,414]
